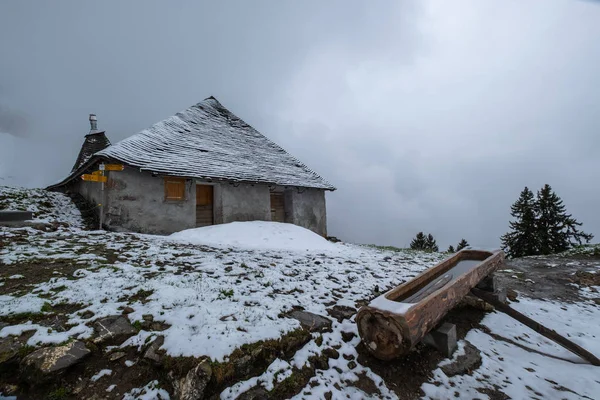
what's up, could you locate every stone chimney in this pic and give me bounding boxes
[89,114,98,132]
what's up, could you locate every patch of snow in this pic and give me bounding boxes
[106,384,116,392]
[91,369,112,382]
[0,294,46,316]
[169,221,339,253]
[422,297,600,399]
[0,185,84,229]
[8,275,24,280]
[125,360,135,367]
[369,295,414,314]
[122,380,169,400]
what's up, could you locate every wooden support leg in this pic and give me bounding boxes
[476,273,507,304]
[423,322,458,357]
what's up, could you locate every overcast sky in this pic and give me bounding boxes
[1,0,599,248]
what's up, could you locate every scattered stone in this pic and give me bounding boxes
[571,271,600,287]
[593,298,600,306]
[21,341,90,376]
[342,353,354,361]
[109,351,126,362]
[80,310,94,319]
[289,310,332,332]
[72,377,89,395]
[347,361,357,369]
[144,336,165,364]
[309,354,329,370]
[142,314,154,322]
[326,305,357,323]
[507,289,519,302]
[441,341,482,377]
[324,391,333,400]
[237,386,269,400]
[93,315,137,344]
[0,336,21,364]
[0,384,18,396]
[122,306,134,314]
[174,359,212,400]
[322,348,339,360]
[341,331,356,343]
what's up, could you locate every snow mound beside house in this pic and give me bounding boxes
[169,221,339,252]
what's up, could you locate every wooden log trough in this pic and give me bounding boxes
[356,249,504,360]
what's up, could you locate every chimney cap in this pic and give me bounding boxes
[89,114,97,121]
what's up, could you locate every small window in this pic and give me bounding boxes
[164,177,186,200]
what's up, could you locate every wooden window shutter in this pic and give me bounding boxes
[164,177,186,200]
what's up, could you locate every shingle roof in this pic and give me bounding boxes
[70,131,111,172]
[95,97,335,190]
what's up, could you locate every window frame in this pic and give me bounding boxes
[164,177,187,201]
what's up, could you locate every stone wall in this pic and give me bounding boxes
[104,167,195,234]
[63,165,329,236]
[286,188,327,236]
[219,183,271,223]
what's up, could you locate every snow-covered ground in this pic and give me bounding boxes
[1,186,599,399]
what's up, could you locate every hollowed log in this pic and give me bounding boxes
[356,249,504,360]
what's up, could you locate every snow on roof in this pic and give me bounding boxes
[169,221,339,252]
[96,97,335,190]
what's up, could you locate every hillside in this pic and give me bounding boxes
[1,186,599,399]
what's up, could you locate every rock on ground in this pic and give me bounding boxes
[289,310,332,332]
[0,336,21,364]
[326,305,357,322]
[144,335,165,364]
[93,315,137,344]
[440,341,482,377]
[173,359,212,400]
[21,341,90,375]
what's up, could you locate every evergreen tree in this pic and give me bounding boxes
[410,232,427,250]
[535,184,593,255]
[456,239,469,251]
[425,234,439,252]
[447,245,455,253]
[501,187,538,258]
[501,184,593,258]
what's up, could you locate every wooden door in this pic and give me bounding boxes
[270,192,285,222]
[196,185,214,227]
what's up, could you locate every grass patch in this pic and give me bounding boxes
[47,387,69,400]
[218,289,234,299]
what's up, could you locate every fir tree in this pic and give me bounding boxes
[410,232,427,250]
[456,239,469,251]
[535,184,593,255]
[447,245,455,253]
[501,187,538,258]
[425,234,439,252]
[501,185,593,258]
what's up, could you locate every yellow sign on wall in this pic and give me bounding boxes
[91,170,103,176]
[81,174,108,182]
[104,164,124,171]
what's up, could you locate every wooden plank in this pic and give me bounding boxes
[356,249,505,360]
[104,164,124,171]
[164,177,186,200]
[270,193,285,222]
[196,185,214,226]
[471,288,600,366]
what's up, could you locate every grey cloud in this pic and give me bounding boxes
[0,0,598,249]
